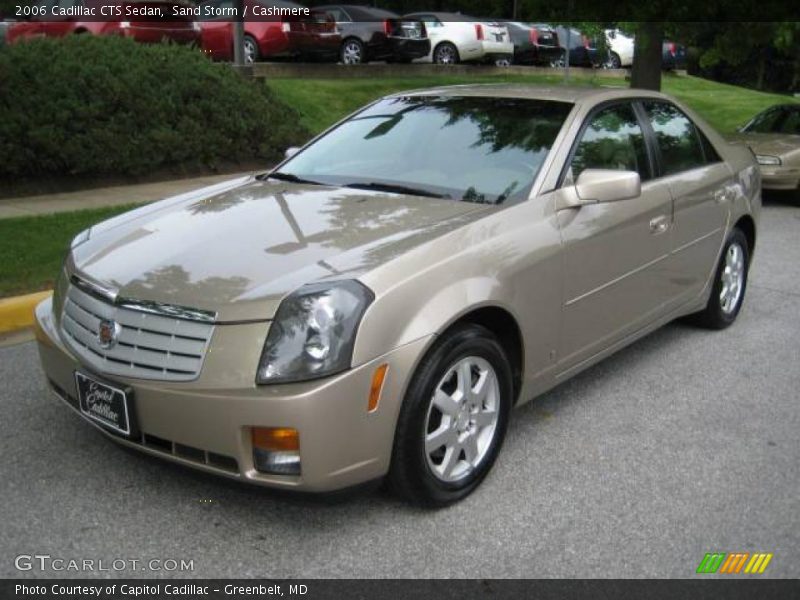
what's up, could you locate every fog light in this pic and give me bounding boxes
[252,427,301,475]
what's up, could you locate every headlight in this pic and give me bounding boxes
[70,228,91,249]
[256,280,374,384]
[756,154,781,166]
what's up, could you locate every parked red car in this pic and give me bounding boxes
[7,0,200,46]
[198,0,339,63]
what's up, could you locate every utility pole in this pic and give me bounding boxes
[233,0,245,68]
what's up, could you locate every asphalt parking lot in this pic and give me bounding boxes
[1,196,798,579]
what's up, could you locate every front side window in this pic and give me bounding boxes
[278,96,572,204]
[569,103,650,182]
[643,101,706,176]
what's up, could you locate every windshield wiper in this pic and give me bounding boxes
[265,172,325,186]
[343,181,449,199]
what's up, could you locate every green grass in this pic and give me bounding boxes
[0,205,136,298]
[266,72,797,136]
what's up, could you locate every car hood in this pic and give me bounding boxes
[70,178,490,322]
[727,132,800,157]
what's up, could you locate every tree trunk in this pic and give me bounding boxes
[756,49,767,91]
[630,22,664,91]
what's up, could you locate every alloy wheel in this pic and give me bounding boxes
[243,39,256,64]
[342,40,363,65]
[424,356,500,483]
[720,241,745,314]
[435,44,457,64]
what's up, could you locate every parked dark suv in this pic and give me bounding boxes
[313,4,429,64]
[553,25,599,67]
[500,21,562,66]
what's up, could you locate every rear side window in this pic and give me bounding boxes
[642,101,707,176]
[569,103,651,182]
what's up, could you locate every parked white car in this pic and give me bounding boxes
[405,12,513,65]
[605,28,634,68]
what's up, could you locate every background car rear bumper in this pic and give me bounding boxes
[389,37,431,60]
[34,297,431,493]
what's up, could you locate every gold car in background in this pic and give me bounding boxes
[728,103,800,191]
[36,86,759,506]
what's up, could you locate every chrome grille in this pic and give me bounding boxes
[60,283,214,381]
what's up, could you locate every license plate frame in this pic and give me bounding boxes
[74,371,134,437]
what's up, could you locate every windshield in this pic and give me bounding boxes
[743,106,800,135]
[276,95,572,204]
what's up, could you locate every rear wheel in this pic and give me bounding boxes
[243,35,259,64]
[688,228,750,329]
[388,324,513,506]
[433,42,459,65]
[606,51,622,69]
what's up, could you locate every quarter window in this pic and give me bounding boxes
[642,101,707,176]
[569,103,651,182]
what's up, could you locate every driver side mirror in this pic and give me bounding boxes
[576,169,640,203]
[562,169,641,208]
[284,146,300,159]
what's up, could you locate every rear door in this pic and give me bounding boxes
[639,100,731,304]
[556,101,675,369]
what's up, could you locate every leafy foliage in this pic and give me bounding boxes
[0,35,307,183]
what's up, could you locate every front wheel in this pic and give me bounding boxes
[388,324,513,506]
[688,228,750,329]
[340,38,364,65]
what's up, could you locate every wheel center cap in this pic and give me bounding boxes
[456,413,469,431]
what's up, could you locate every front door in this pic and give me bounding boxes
[556,101,674,370]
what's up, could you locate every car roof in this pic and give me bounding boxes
[405,12,473,20]
[321,4,398,17]
[390,84,672,106]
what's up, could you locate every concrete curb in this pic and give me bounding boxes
[0,291,52,334]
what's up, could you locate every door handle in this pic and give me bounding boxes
[649,215,670,234]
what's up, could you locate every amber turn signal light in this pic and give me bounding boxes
[368,364,389,413]
[252,427,299,452]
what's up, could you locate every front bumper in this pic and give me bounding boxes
[758,165,800,190]
[35,297,430,492]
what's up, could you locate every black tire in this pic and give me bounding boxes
[608,52,622,69]
[387,323,513,507]
[433,42,459,65]
[340,38,364,65]
[243,35,259,64]
[687,228,750,329]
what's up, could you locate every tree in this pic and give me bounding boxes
[630,22,665,91]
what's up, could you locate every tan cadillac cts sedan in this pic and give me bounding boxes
[35,85,760,506]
